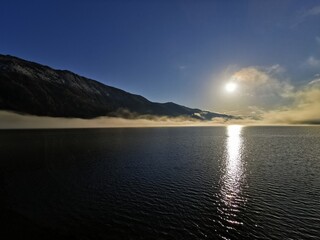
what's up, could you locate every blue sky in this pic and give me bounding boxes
[1,0,320,114]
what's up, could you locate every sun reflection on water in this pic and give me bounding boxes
[226,125,242,183]
[218,125,246,228]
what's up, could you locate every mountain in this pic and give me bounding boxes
[0,54,231,120]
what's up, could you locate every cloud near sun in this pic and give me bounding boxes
[225,65,320,124]
[229,65,292,97]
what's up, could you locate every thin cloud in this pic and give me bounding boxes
[302,5,320,17]
[230,65,292,99]
[261,83,320,124]
[292,5,320,27]
[304,56,320,68]
[247,77,320,124]
[308,78,320,85]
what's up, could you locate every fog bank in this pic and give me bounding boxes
[0,111,212,129]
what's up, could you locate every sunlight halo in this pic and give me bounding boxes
[225,82,237,93]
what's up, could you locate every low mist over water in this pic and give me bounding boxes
[1,126,320,239]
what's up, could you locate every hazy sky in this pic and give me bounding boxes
[1,0,320,116]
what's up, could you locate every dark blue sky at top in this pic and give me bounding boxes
[1,0,320,110]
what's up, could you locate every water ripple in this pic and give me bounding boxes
[0,127,320,239]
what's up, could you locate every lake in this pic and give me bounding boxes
[0,126,320,239]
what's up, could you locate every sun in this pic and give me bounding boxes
[225,82,237,93]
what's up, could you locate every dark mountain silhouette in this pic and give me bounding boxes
[0,54,231,120]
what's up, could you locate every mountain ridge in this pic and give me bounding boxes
[0,54,232,120]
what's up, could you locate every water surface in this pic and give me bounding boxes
[0,126,320,239]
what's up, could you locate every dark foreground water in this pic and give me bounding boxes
[0,126,320,239]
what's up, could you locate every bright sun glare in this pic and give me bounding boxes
[225,82,237,93]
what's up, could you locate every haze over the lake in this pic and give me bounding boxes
[1,0,320,125]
